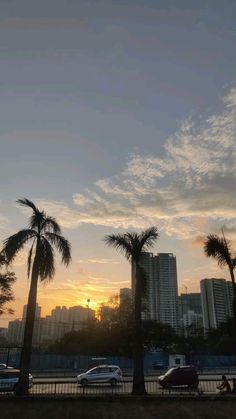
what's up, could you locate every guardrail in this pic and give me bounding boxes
[1,378,235,396]
[29,379,224,395]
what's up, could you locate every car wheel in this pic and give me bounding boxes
[81,379,88,387]
[110,378,117,386]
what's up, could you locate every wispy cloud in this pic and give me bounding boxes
[34,86,236,240]
[76,258,120,265]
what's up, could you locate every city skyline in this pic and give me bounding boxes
[1,1,236,325]
[5,276,235,342]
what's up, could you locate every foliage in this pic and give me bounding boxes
[0,270,16,315]
[0,254,16,315]
[50,318,236,358]
[1,198,71,395]
[104,227,159,395]
[2,198,71,281]
[50,319,179,357]
[204,231,236,320]
[204,233,233,268]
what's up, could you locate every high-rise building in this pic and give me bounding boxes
[157,253,178,329]
[200,278,233,331]
[120,288,132,308]
[226,281,234,319]
[178,293,202,317]
[7,304,95,345]
[132,252,178,329]
[178,293,203,335]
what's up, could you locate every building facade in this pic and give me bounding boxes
[132,252,178,329]
[7,304,95,345]
[178,293,203,335]
[200,278,233,331]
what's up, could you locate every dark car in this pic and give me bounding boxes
[0,369,33,394]
[158,366,199,389]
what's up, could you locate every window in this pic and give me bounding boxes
[99,368,110,374]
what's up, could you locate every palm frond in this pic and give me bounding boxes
[204,234,232,268]
[41,216,61,234]
[44,232,71,266]
[29,211,46,230]
[17,198,46,230]
[104,234,133,261]
[0,252,6,267]
[17,198,39,213]
[231,258,236,270]
[37,237,55,280]
[139,227,159,252]
[2,229,37,265]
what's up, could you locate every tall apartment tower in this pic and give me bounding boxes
[200,278,233,331]
[132,252,178,329]
[178,293,203,335]
[120,288,132,310]
[157,253,178,329]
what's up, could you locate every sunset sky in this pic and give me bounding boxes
[1,0,236,326]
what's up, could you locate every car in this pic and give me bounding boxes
[0,369,33,394]
[77,365,123,386]
[0,364,14,369]
[158,366,199,389]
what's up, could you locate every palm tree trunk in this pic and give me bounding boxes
[15,245,40,396]
[132,261,146,395]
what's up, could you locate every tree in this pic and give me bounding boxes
[204,232,236,320]
[1,198,71,395]
[0,254,16,316]
[104,227,159,395]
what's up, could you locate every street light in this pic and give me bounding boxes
[87,298,90,322]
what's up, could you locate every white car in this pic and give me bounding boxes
[0,364,14,369]
[0,369,33,394]
[77,365,122,386]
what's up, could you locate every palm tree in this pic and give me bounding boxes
[1,199,71,395]
[204,232,236,320]
[104,227,159,395]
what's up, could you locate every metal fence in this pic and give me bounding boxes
[1,378,235,396]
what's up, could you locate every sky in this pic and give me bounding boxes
[1,0,236,326]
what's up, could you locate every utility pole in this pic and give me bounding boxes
[87,298,90,323]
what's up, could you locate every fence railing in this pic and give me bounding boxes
[1,378,235,396]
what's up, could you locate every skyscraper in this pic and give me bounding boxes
[157,253,178,329]
[133,252,178,329]
[200,278,233,331]
[178,293,203,335]
[120,288,132,306]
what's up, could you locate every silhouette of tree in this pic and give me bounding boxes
[104,227,159,395]
[0,254,16,316]
[1,199,71,395]
[204,232,236,320]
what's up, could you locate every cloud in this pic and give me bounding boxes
[191,235,205,248]
[76,258,120,265]
[0,214,10,232]
[35,86,236,240]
